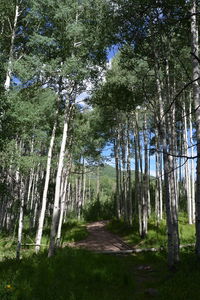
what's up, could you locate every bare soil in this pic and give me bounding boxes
[69,220,132,252]
[66,220,160,298]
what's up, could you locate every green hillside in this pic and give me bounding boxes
[100,164,116,179]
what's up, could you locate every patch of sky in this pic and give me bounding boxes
[12,76,22,87]
[107,44,120,61]
[102,141,157,177]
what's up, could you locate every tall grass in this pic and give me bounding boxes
[0,248,137,300]
[107,214,195,249]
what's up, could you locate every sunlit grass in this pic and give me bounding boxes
[0,220,88,261]
[107,213,195,249]
[0,217,199,299]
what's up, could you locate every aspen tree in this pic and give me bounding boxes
[35,114,58,253]
[191,0,200,256]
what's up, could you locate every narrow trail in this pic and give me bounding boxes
[67,220,160,298]
[69,220,132,252]
[68,221,158,300]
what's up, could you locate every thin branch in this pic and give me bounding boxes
[151,148,197,160]
[152,157,190,182]
[161,77,200,120]
[191,52,200,64]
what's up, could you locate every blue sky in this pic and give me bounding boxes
[107,45,119,60]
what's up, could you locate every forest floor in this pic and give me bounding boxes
[66,220,162,298]
[66,220,132,252]
[0,219,199,299]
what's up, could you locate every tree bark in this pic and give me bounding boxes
[183,102,192,224]
[4,3,19,90]
[114,129,121,219]
[16,178,25,260]
[48,103,73,257]
[35,116,57,253]
[191,0,200,256]
[189,100,195,223]
[127,117,132,225]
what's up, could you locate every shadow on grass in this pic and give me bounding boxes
[0,242,198,300]
[0,221,88,262]
[0,247,161,300]
[158,250,200,300]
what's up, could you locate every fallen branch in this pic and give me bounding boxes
[22,244,47,247]
[95,244,195,255]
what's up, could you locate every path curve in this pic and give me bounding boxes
[69,220,132,252]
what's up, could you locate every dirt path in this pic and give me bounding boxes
[67,221,160,298]
[71,220,132,252]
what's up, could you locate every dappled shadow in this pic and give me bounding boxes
[0,247,150,300]
[0,243,198,299]
[69,221,132,252]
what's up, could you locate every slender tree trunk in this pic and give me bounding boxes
[127,118,132,225]
[155,127,163,222]
[48,103,73,257]
[64,182,71,222]
[114,130,121,219]
[82,159,86,208]
[4,3,19,90]
[191,0,200,256]
[134,128,139,220]
[136,114,147,238]
[88,173,91,201]
[30,165,39,229]
[78,163,83,221]
[143,113,150,218]
[35,117,57,253]
[121,125,128,222]
[183,102,192,224]
[16,178,25,260]
[155,60,179,268]
[56,168,69,246]
[27,168,34,209]
[189,100,195,223]
[96,165,100,199]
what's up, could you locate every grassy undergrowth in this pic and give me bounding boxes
[107,214,195,249]
[0,220,88,260]
[0,247,199,300]
[0,248,137,300]
[0,218,199,299]
[157,250,200,300]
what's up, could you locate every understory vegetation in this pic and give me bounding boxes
[0,241,199,299]
[0,218,198,299]
[107,214,195,249]
[1,0,200,298]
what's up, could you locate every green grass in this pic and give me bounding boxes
[0,220,88,260]
[0,248,137,300]
[107,214,195,249]
[157,250,200,300]
[0,217,199,299]
[0,246,199,300]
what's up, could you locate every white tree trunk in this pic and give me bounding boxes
[191,0,200,255]
[4,4,19,91]
[114,130,121,219]
[48,104,73,257]
[183,103,192,224]
[189,100,195,223]
[16,178,25,260]
[56,169,69,245]
[35,118,57,253]
[127,118,132,225]
[155,62,179,268]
